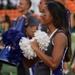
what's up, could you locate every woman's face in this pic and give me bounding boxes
[40,5,53,26]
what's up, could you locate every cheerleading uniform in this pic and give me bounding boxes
[34,29,68,75]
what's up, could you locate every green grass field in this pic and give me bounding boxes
[0,33,75,75]
[1,63,17,75]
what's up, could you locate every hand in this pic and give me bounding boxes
[30,39,39,51]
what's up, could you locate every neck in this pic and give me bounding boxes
[21,10,28,15]
[48,24,57,35]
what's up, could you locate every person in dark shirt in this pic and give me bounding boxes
[15,0,39,75]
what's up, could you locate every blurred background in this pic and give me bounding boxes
[0,0,75,20]
[0,0,75,75]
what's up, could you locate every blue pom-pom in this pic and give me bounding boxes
[2,29,26,64]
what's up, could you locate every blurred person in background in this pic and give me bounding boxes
[2,14,11,31]
[14,0,39,75]
[0,14,11,75]
[0,14,11,48]
[38,0,54,13]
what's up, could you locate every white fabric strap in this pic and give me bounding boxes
[38,24,42,30]
[29,68,33,75]
[49,29,58,40]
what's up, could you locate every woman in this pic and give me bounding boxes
[23,1,71,75]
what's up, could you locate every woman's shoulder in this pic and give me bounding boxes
[55,32,67,38]
[53,30,68,44]
[54,29,67,39]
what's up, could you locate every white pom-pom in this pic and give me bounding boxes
[19,37,36,59]
[19,30,50,59]
[34,30,50,51]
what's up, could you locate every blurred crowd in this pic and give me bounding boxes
[0,0,19,9]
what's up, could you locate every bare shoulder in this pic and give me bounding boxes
[53,32,68,46]
[54,32,67,40]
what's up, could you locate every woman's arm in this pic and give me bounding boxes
[30,32,68,70]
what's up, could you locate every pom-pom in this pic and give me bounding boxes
[19,30,50,59]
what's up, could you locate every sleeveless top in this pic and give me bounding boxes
[34,29,68,75]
